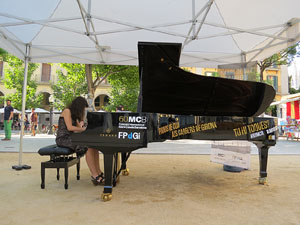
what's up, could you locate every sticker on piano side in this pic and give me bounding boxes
[118,116,147,129]
[158,122,180,135]
[119,116,147,123]
[266,126,277,134]
[233,120,270,137]
[171,122,217,138]
[158,121,217,138]
[118,132,141,140]
[118,123,147,129]
[250,131,265,139]
[268,135,276,140]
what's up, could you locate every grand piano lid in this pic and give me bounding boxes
[137,42,276,117]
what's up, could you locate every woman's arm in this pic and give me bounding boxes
[76,120,84,127]
[62,109,86,132]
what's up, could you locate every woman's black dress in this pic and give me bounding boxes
[55,117,87,155]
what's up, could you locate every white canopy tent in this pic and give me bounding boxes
[0,0,300,169]
[25,108,50,113]
[0,108,21,114]
[0,0,300,67]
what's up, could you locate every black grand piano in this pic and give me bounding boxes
[72,42,277,201]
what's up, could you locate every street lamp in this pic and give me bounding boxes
[48,94,54,135]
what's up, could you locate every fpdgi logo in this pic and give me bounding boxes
[118,132,140,139]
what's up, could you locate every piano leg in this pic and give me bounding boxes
[113,153,121,186]
[102,153,114,202]
[256,143,269,185]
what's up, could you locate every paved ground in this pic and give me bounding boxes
[1,131,300,155]
[1,132,300,225]
[1,153,300,225]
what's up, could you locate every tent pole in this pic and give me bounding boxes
[192,0,196,37]
[241,52,246,81]
[12,44,31,170]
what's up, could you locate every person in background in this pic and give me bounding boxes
[19,113,29,135]
[56,96,105,185]
[2,99,14,141]
[24,114,30,131]
[30,108,38,136]
[116,104,124,112]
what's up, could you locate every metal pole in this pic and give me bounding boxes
[12,44,31,170]
[241,52,247,80]
[192,0,196,37]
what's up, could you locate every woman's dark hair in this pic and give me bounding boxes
[67,96,88,122]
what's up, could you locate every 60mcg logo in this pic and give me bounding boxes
[118,132,141,140]
[119,116,147,123]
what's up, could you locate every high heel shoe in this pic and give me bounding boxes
[91,172,105,185]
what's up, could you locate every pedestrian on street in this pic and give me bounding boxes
[2,99,14,141]
[30,108,38,136]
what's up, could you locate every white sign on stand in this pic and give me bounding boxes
[210,141,251,169]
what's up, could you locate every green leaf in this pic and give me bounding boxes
[1,53,40,110]
[52,64,88,110]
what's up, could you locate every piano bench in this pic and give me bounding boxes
[38,144,84,190]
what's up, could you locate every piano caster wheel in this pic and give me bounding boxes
[101,193,112,202]
[122,168,130,176]
[259,177,267,185]
[41,183,45,189]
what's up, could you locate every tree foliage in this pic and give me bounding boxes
[104,66,139,112]
[52,63,140,112]
[289,87,300,94]
[0,48,8,61]
[257,44,300,81]
[212,72,219,77]
[52,63,88,110]
[0,52,41,110]
[90,64,131,94]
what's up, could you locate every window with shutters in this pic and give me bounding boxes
[41,63,51,82]
[267,75,278,92]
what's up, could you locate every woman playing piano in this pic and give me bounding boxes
[56,96,104,185]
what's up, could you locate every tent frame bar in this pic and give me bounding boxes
[183,0,212,47]
[0,16,82,28]
[76,0,105,63]
[0,12,84,35]
[248,26,291,62]
[0,30,25,56]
